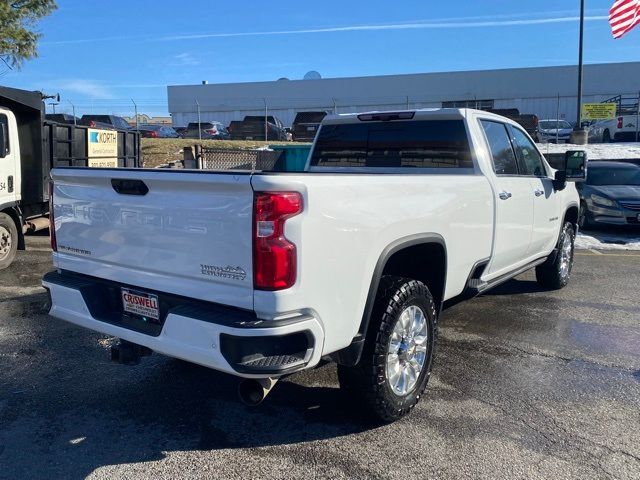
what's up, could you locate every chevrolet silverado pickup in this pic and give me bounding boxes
[43,109,586,422]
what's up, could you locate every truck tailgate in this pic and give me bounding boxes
[50,168,255,310]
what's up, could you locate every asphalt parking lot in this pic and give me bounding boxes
[0,236,639,480]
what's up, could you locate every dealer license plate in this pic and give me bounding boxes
[121,288,159,320]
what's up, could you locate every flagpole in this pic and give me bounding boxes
[572,0,588,144]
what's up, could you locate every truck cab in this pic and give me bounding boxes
[0,108,22,267]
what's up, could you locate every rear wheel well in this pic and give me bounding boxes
[332,239,447,367]
[380,243,447,308]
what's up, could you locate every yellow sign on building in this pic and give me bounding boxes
[582,103,617,120]
[87,128,118,167]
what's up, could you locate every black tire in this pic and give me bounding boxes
[0,212,18,270]
[603,129,612,143]
[337,276,437,423]
[578,202,592,230]
[535,222,576,290]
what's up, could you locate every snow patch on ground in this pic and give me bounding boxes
[536,142,640,160]
[576,231,640,251]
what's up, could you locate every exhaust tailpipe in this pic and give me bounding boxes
[238,377,279,406]
[25,217,50,233]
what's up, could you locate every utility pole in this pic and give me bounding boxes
[406,95,409,110]
[196,99,201,141]
[571,0,588,144]
[131,99,138,131]
[332,98,337,114]
[556,93,561,144]
[636,92,640,142]
[263,98,268,142]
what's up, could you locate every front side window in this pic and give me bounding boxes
[510,126,546,177]
[310,120,473,169]
[0,114,9,156]
[480,120,518,175]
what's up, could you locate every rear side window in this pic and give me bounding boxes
[480,120,518,175]
[310,120,473,169]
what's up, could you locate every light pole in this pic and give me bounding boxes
[196,99,201,141]
[263,98,268,141]
[571,0,588,144]
[68,100,76,125]
[131,99,138,131]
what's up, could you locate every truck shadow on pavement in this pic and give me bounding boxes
[0,303,375,479]
[2,272,627,479]
[1,278,552,480]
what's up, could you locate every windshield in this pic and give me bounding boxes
[539,121,572,130]
[587,166,640,186]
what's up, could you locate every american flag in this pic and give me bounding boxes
[610,0,640,38]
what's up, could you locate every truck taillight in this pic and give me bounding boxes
[253,192,302,290]
[49,181,57,252]
[617,117,624,129]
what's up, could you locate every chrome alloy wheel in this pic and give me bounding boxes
[386,305,429,397]
[0,225,11,261]
[559,231,573,278]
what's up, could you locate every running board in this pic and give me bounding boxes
[443,255,549,311]
[474,257,548,294]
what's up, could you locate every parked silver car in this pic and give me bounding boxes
[536,119,573,143]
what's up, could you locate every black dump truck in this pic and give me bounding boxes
[0,86,140,270]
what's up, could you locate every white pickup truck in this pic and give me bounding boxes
[43,109,586,422]
[590,115,639,143]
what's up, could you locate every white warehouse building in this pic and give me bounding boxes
[167,62,640,128]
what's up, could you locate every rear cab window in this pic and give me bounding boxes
[310,120,473,171]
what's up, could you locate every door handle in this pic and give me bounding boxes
[498,191,512,200]
[534,189,544,197]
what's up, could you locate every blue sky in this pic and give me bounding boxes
[4,0,639,116]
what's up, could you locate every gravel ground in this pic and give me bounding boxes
[0,237,639,480]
